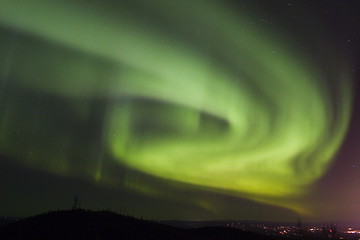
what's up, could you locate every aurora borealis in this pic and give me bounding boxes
[0,0,359,222]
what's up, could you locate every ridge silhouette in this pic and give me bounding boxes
[0,209,283,240]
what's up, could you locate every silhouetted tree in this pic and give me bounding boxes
[72,195,80,210]
[297,218,305,239]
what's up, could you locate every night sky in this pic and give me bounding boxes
[0,0,359,222]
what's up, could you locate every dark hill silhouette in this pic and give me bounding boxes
[0,209,284,240]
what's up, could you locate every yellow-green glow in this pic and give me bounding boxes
[0,0,352,215]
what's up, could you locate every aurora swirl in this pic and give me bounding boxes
[0,0,352,215]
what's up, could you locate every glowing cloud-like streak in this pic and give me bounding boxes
[0,0,352,213]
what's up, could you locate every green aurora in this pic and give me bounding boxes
[0,0,353,216]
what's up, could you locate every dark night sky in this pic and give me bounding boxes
[0,0,360,222]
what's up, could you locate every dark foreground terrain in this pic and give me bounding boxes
[0,210,282,240]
